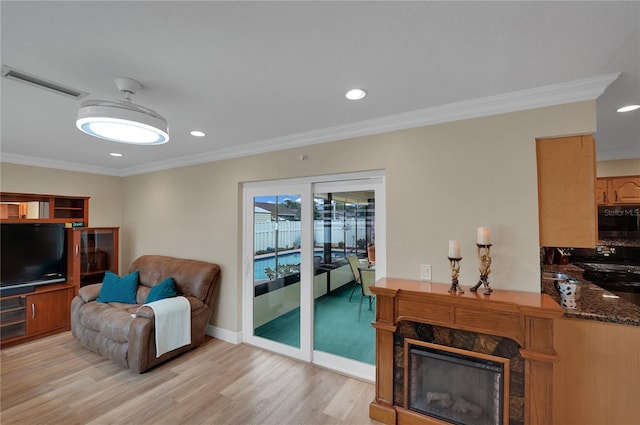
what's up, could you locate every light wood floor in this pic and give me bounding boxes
[1,332,380,425]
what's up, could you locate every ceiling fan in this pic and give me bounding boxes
[76,77,169,145]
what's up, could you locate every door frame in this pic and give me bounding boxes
[242,170,385,380]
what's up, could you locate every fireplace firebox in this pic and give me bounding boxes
[406,340,509,425]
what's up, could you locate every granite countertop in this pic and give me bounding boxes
[541,264,640,327]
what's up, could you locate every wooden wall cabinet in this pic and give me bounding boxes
[595,178,609,205]
[67,227,119,293]
[597,176,640,205]
[0,284,73,347]
[536,135,597,248]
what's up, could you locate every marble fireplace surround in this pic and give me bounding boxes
[369,278,564,425]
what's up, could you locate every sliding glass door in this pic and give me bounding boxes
[243,184,310,360]
[311,180,383,379]
[243,172,385,379]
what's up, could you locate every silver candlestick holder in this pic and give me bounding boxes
[447,257,464,294]
[471,244,493,294]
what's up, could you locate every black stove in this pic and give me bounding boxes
[571,246,640,306]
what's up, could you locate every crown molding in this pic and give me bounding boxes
[2,73,621,177]
[0,152,121,176]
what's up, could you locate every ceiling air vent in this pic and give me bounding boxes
[2,65,89,99]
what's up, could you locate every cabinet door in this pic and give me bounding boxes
[536,135,597,248]
[66,229,82,292]
[67,227,119,292]
[595,178,609,205]
[81,228,119,286]
[609,176,640,204]
[26,289,70,335]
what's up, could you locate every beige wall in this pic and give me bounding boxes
[1,100,597,334]
[597,158,640,177]
[0,163,123,227]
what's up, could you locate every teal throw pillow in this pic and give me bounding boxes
[96,270,139,304]
[146,277,178,303]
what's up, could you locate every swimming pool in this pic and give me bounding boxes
[254,250,347,280]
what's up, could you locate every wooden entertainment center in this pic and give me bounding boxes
[0,192,119,347]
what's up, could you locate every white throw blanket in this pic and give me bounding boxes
[139,296,191,357]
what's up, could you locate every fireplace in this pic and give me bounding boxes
[368,277,563,425]
[407,340,508,425]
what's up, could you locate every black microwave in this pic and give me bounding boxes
[598,205,640,239]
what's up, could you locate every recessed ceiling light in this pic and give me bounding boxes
[190,130,206,137]
[109,152,123,157]
[345,88,367,101]
[617,104,640,113]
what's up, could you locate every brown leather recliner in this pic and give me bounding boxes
[71,255,221,373]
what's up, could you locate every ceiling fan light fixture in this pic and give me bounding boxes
[76,77,169,145]
[77,102,169,145]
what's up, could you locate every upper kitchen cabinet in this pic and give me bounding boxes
[536,135,596,248]
[595,178,609,206]
[597,176,640,205]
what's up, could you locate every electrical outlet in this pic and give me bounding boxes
[420,264,432,281]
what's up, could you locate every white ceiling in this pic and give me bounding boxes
[1,1,638,177]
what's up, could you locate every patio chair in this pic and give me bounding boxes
[346,255,362,302]
[367,244,376,265]
[358,267,376,321]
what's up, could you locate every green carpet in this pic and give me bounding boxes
[254,283,376,364]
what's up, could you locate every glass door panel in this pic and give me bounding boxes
[80,228,118,287]
[312,189,376,365]
[251,193,302,349]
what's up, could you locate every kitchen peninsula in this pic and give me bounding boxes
[542,260,640,425]
[542,263,640,326]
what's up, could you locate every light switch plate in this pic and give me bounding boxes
[420,264,432,281]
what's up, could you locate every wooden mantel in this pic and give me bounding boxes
[369,277,564,425]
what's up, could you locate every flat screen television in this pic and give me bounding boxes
[0,223,67,295]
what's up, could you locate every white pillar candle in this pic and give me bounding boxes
[477,227,491,245]
[448,240,461,258]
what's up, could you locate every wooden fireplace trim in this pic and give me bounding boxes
[369,277,563,425]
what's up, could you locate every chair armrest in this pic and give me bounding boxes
[134,296,205,319]
[78,283,102,303]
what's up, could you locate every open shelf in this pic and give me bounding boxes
[1,192,88,225]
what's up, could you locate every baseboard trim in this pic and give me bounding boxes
[206,325,242,344]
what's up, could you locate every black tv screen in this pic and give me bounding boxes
[0,223,66,292]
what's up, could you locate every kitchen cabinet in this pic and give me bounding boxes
[66,227,119,293]
[536,135,597,248]
[595,178,609,205]
[553,318,640,425]
[0,284,73,347]
[596,176,640,205]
